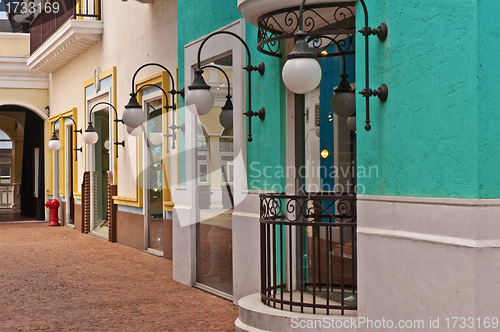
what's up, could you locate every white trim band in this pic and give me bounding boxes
[358,194,500,207]
[358,226,500,249]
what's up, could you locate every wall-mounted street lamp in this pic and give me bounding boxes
[329,42,355,119]
[187,31,265,142]
[48,116,83,161]
[280,0,388,131]
[83,102,125,158]
[324,40,357,131]
[281,29,322,95]
[200,64,233,129]
[133,83,184,152]
[123,63,184,129]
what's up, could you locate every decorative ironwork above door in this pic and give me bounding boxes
[257,2,356,58]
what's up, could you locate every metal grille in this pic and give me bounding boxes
[257,2,356,58]
[107,171,117,243]
[0,184,20,209]
[260,193,357,315]
[82,171,90,234]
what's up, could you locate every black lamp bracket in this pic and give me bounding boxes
[256,0,389,131]
[243,108,265,142]
[358,23,388,41]
[243,62,265,76]
[360,84,388,102]
[131,63,183,97]
[73,147,82,162]
[114,141,125,148]
[49,116,82,161]
[244,107,266,121]
[88,101,124,158]
[139,83,181,151]
[171,87,185,98]
[197,30,265,142]
[51,115,80,136]
[129,64,184,152]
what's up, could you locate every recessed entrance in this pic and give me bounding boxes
[0,105,45,221]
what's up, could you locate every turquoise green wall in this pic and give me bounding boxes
[477,1,500,198]
[355,0,500,199]
[177,0,286,190]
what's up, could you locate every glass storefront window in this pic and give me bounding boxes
[92,110,109,236]
[146,98,164,252]
[196,54,234,296]
[0,166,11,183]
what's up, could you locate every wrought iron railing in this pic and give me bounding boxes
[257,2,356,58]
[260,193,357,315]
[0,183,21,209]
[30,0,101,54]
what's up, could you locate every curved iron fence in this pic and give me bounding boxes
[260,193,357,315]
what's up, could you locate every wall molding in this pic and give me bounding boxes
[358,194,500,206]
[358,226,500,249]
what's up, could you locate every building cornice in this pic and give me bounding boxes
[27,19,104,73]
[0,55,48,89]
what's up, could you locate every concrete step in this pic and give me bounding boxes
[236,293,357,332]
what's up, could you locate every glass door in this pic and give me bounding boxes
[66,124,74,225]
[92,110,109,236]
[301,39,357,306]
[196,54,234,295]
[146,98,164,252]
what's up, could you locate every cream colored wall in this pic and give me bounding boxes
[218,69,233,83]
[0,33,30,56]
[0,88,49,113]
[0,33,49,116]
[48,0,178,201]
[0,33,48,204]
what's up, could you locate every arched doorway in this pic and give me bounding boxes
[0,105,45,221]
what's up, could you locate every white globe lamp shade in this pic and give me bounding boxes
[123,107,145,128]
[219,109,233,129]
[104,140,110,150]
[126,124,143,137]
[185,89,214,116]
[331,92,356,118]
[48,139,61,151]
[330,73,356,118]
[282,58,322,95]
[123,93,145,128]
[149,131,163,146]
[186,68,214,116]
[83,131,99,145]
[14,14,24,23]
[347,116,356,132]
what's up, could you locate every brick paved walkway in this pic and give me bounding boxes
[0,209,36,222]
[0,222,238,331]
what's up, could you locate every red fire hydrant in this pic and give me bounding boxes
[45,199,61,226]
